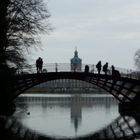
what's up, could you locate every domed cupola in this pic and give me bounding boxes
[70,48,82,72]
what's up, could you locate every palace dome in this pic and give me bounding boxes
[71,49,82,64]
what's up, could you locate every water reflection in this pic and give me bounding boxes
[0,93,140,140]
[13,94,119,137]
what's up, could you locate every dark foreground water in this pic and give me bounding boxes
[1,93,140,140]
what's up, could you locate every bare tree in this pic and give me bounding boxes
[0,0,51,69]
[134,48,140,71]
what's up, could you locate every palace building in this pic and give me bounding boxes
[70,48,82,72]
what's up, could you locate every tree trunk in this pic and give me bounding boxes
[0,0,9,66]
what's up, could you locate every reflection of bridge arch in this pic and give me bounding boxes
[6,72,140,103]
[74,115,140,140]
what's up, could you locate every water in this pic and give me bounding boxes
[13,93,119,138]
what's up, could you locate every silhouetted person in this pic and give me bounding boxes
[39,57,43,73]
[112,65,115,72]
[36,58,40,73]
[96,61,102,74]
[112,65,121,78]
[36,57,43,73]
[39,58,43,72]
[103,62,108,75]
[85,65,89,73]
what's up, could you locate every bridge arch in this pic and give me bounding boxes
[10,72,140,103]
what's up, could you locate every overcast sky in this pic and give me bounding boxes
[28,0,140,69]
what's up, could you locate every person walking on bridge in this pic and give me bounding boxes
[103,62,108,75]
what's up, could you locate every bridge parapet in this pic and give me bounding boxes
[18,63,139,80]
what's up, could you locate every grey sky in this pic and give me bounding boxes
[28,0,140,69]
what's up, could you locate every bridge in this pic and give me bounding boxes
[1,63,140,106]
[0,63,140,138]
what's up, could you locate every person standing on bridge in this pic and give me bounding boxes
[36,58,40,73]
[96,61,102,74]
[84,65,89,73]
[39,57,43,73]
[103,62,108,75]
[36,57,43,73]
[111,65,121,78]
